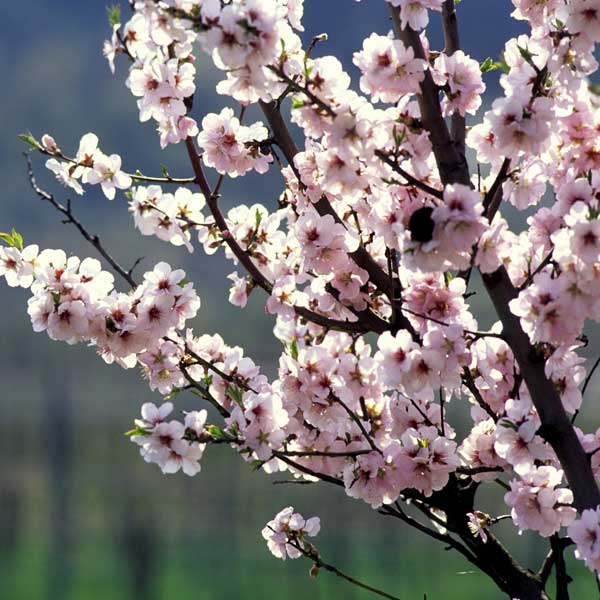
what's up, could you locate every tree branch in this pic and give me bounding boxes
[388,7,470,186]
[550,535,572,600]
[284,536,403,600]
[389,2,600,515]
[24,153,137,288]
[482,267,600,511]
[441,0,465,153]
[183,136,374,335]
[258,100,418,339]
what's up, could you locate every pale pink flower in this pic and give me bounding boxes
[85,153,132,200]
[262,506,320,560]
[568,507,600,573]
[505,466,576,537]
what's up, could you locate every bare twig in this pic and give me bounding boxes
[281,535,403,600]
[24,153,137,288]
[375,150,444,200]
[279,449,372,458]
[179,361,230,418]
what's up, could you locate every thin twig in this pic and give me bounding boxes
[279,449,372,458]
[518,251,553,291]
[333,395,382,455]
[375,151,444,200]
[24,153,137,288]
[461,368,498,421]
[280,534,403,600]
[179,362,230,419]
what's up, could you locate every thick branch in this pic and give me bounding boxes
[483,158,511,220]
[550,535,571,600]
[389,7,469,186]
[441,0,465,153]
[259,100,417,338]
[482,267,600,511]
[429,478,548,600]
[389,0,600,516]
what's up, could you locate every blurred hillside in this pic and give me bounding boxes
[1,2,599,599]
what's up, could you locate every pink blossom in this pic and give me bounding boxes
[505,466,576,537]
[85,153,132,200]
[353,33,426,103]
[262,507,320,560]
[568,507,600,573]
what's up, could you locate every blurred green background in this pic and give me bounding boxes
[1,1,600,599]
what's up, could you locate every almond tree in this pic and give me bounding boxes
[3,1,600,598]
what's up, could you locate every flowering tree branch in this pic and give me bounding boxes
[24,152,137,288]
[5,2,600,599]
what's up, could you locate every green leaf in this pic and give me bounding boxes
[250,459,265,472]
[391,125,406,146]
[254,208,263,229]
[0,228,24,250]
[206,424,232,441]
[494,54,510,74]
[291,98,305,109]
[160,164,170,178]
[289,337,299,361]
[18,132,40,151]
[516,44,538,70]
[124,425,151,437]
[11,229,23,251]
[106,4,121,27]
[226,385,244,408]
[163,387,182,402]
[480,57,498,73]
[0,233,14,247]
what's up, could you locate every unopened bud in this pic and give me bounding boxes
[41,134,59,154]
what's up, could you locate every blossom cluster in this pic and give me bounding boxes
[45,133,132,200]
[129,185,207,252]
[104,2,200,147]
[132,402,207,475]
[5,0,600,587]
[0,243,200,373]
[568,507,600,574]
[504,466,576,537]
[262,506,320,560]
[106,0,307,130]
[197,107,273,177]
